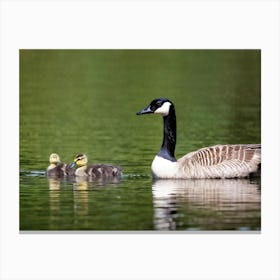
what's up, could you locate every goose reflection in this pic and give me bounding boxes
[152,179,261,231]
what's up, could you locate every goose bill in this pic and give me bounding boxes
[136,105,153,115]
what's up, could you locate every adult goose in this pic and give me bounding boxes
[46,153,75,177]
[69,154,122,178]
[136,98,261,179]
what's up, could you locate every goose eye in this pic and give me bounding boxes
[156,101,161,106]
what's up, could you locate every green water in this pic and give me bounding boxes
[20,50,261,231]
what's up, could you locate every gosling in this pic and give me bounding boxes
[69,154,122,178]
[46,153,75,177]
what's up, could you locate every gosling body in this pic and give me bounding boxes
[137,98,261,179]
[46,153,65,177]
[70,154,122,178]
[47,153,75,177]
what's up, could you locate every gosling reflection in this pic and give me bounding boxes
[48,177,61,191]
[47,176,90,228]
[152,179,261,231]
[47,175,122,229]
[74,176,89,190]
[48,178,62,228]
[73,177,89,227]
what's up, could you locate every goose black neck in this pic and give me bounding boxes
[157,104,177,162]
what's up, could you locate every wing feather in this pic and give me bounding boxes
[177,144,261,178]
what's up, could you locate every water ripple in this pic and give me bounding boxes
[20,170,46,177]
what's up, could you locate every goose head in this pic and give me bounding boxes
[49,153,61,165]
[136,98,173,117]
[69,154,88,168]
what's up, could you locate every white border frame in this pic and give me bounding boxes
[1,1,279,280]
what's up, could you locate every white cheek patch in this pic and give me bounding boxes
[154,102,171,116]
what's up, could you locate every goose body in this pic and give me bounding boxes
[137,98,261,179]
[46,153,75,177]
[69,154,122,178]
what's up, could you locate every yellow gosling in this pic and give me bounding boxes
[69,154,122,178]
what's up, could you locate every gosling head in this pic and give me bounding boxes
[136,98,173,117]
[69,154,88,168]
[49,153,61,165]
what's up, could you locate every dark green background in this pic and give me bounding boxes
[20,50,261,230]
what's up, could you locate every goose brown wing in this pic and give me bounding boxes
[178,144,261,175]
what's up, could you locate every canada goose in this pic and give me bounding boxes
[69,154,122,178]
[136,98,261,179]
[46,153,75,177]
